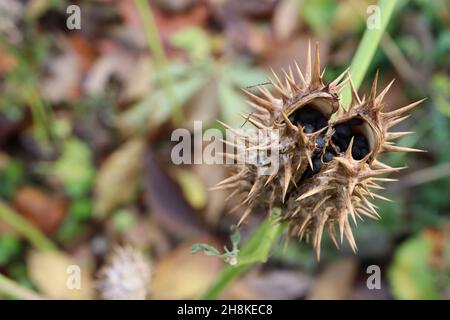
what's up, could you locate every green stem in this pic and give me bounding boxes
[134,0,183,125]
[201,0,399,300]
[26,84,53,147]
[201,215,286,300]
[0,200,57,251]
[341,0,398,105]
[0,273,46,300]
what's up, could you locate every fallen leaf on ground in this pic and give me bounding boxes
[151,239,222,299]
[171,168,207,210]
[27,250,94,299]
[308,258,357,300]
[143,148,204,236]
[94,138,145,218]
[13,186,67,235]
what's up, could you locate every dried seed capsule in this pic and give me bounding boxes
[215,42,425,260]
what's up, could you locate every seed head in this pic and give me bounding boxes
[214,41,425,259]
[96,246,152,300]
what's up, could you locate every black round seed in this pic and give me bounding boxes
[335,124,352,138]
[347,118,363,126]
[304,124,315,133]
[316,136,325,149]
[323,151,333,162]
[312,157,322,173]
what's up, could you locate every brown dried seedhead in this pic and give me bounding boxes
[214,42,425,259]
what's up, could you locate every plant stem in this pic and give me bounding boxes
[0,273,46,300]
[26,83,53,148]
[341,0,398,105]
[134,0,183,125]
[0,200,57,251]
[201,0,398,300]
[201,215,286,300]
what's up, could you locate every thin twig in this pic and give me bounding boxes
[380,33,426,87]
[391,163,450,190]
[133,0,183,125]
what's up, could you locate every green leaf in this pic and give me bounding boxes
[173,169,207,210]
[0,159,24,199]
[190,243,221,256]
[55,216,85,244]
[0,234,22,266]
[113,209,136,232]
[170,27,212,62]
[230,229,241,249]
[119,67,210,134]
[431,73,450,118]
[38,137,94,198]
[69,198,92,221]
[389,233,440,299]
[218,78,249,128]
[301,0,337,33]
[226,63,268,88]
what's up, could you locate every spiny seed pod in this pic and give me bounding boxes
[213,42,349,225]
[96,246,152,300]
[214,42,425,259]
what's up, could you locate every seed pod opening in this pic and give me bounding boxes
[331,117,375,161]
[286,102,331,133]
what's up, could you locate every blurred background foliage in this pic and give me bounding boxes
[0,0,449,300]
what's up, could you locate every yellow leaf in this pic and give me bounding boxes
[172,169,207,210]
